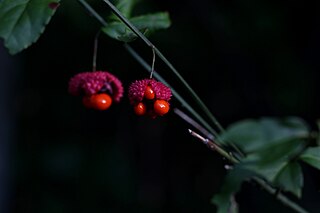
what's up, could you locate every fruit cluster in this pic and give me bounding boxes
[128,79,172,117]
[68,71,123,110]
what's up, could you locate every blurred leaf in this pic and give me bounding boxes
[0,0,60,54]
[220,117,309,153]
[212,167,254,213]
[102,12,171,42]
[109,0,135,20]
[273,162,303,198]
[300,147,320,170]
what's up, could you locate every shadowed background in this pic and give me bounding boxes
[0,0,319,212]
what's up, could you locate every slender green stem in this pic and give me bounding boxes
[77,0,108,26]
[92,30,101,72]
[101,0,225,133]
[150,46,155,79]
[253,178,308,213]
[174,108,214,140]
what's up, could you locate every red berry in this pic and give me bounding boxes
[154,100,170,116]
[134,102,146,116]
[82,96,92,108]
[144,85,155,100]
[90,93,112,110]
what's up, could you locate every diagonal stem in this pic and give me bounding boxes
[174,108,214,140]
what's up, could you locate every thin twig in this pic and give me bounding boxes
[253,178,308,213]
[92,30,101,72]
[150,45,155,79]
[77,0,108,26]
[174,108,214,140]
[189,129,238,163]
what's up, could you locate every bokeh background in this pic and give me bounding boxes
[1,0,320,212]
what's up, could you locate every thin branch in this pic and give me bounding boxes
[189,129,238,163]
[253,178,308,213]
[92,30,101,72]
[174,108,214,140]
[77,0,108,26]
[150,45,155,79]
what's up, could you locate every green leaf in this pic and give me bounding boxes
[109,0,135,20]
[220,117,309,153]
[102,12,171,42]
[273,162,303,198]
[0,0,60,54]
[300,147,320,170]
[212,167,254,213]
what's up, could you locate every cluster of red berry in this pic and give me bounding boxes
[68,71,172,117]
[128,79,171,118]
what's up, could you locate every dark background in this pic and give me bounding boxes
[1,0,319,212]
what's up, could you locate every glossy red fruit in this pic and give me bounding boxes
[90,93,112,110]
[153,100,170,116]
[134,102,146,116]
[144,85,155,100]
[82,96,93,108]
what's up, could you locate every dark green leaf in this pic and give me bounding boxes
[102,12,171,42]
[220,117,309,153]
[109,0,135,20]
[300,147,320,170]
[0,0,60,54]
[212,167,254,213]
[273,162,303,198]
